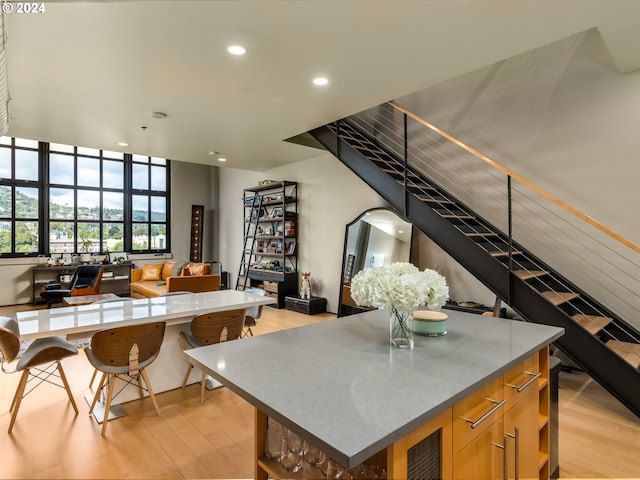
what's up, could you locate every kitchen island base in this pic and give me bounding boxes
[254,346,551,480]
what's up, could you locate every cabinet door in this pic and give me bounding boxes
[453,419,506,480]
[504,388,538,480]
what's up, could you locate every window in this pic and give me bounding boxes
[131,155,168,252]
[0,136,170,256]
[0,138,40,254]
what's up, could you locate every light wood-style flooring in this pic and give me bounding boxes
[0,304,639,479]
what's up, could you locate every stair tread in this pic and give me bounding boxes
[490,250,523,257]
[541,290,580,305]
[421,199,455,205]
[606,340,640,369]
[514,269,550,280]
[403,182,436,191]
[383,168,419,178]
[464,232,498,237]
[439,214,475,220]
[352,145,385,154]
[572,314,614,335]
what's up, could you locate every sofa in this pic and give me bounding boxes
[129,260,221,298]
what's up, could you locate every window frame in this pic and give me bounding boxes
[0,137,171,257]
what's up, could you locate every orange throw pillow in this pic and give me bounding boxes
[185,263,210,276]
[141,263,163,281]
[162,261,176,280]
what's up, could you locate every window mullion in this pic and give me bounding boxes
[39,142,49,255]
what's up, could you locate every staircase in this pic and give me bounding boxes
[309,115,640,418]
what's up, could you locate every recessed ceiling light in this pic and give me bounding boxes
[117,142,128,147]
[313,77,329,86]
[218,157,227,162]
[227,45,246,56]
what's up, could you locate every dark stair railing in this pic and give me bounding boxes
[308,102,640,418]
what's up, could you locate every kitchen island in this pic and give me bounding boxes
[184,308,563,479]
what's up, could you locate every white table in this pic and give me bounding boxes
[16,290,276,404]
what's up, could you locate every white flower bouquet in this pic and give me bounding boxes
[350,262,449,312]
[350,262,449,348]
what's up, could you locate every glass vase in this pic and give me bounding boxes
[390,304,414,349]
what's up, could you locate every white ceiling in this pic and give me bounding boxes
[5,0,640,171]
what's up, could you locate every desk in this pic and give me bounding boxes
[63,292,120,306]
[184,309,563,476]
[17,290,276,404]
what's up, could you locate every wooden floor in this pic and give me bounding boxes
[0,304,639,479]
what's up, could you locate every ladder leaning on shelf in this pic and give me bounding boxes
[236,192,263,290]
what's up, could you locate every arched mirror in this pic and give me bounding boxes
[338,208,413,317]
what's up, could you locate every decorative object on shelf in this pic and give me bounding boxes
[350,262,449,349]
[79,238,94,263]
[481,296,502,317]
[457,301,483,308]
[111,252,127,264]
[413,310,448,336]
[299,271,311,299]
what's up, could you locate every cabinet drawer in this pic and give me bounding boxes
[453,375,504,454]
[503,353,540,409]
[453,418,505,479]
[263,281,279,293]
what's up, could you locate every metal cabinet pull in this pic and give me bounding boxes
[461,398,506,429]
[492,436,509,480]
[506,426,520,480]
[506,370,541,392]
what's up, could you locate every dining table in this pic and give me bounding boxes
[16,290,277,406]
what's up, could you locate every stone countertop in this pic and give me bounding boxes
[16,290,276,340]
[184,308,564,467]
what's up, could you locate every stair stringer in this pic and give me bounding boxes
[309,123,640,419]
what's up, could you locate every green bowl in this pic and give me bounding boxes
[413,310,448,336]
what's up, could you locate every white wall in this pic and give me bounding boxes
[217,151,494,313]
[219,152,387,313]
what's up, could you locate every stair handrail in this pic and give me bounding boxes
[388,100,640,255]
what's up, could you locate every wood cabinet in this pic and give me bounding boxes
[238,181,298,307]
[453,419,505,480]
[32,263,133,304]
[503,353,542,480]
[254,346,552,480]
[504,388,539,480]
